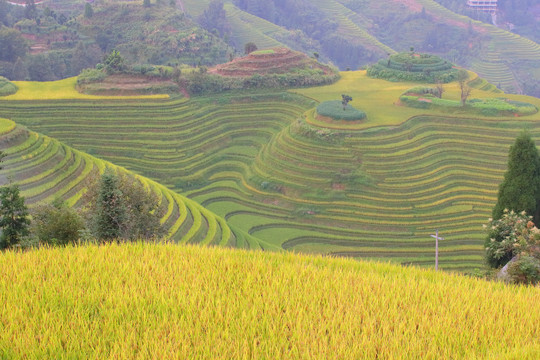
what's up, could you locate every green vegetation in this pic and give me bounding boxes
[0,182,30,249]
[251,49,275,55]
[31,200,85,246]
[1,243,539,358]
[400,87,538,117]
[0,117,248,248]
[484,210,540,285]
[316,100,366,121]
[0,76,17,96]
[0,0,232,82]
[5,77,168,100]
[492,132,540,224]
[91,169,126,241]
[368,52,458,83]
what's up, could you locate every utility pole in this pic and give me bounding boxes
[430,230,444,271]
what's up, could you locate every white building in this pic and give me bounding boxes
[467,0,498,13]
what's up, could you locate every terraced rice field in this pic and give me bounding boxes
[182,0,288,50]
[2,72,540,272]
[0,117,265,248]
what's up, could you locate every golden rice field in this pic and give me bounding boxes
[3,77,169,100]
[0,243,538,359]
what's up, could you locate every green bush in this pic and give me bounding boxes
[0,76,17,96]
[77,68,106,85]
[316,100,366,121]
[508,256,540,285]
[400,88,538,117]
[367,52,458,83]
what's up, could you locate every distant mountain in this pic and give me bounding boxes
[0,0,232,81]
[185,0,540,96]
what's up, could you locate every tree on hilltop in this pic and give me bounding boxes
[244,42,257,54]
[492,131,540,225]
[104,49,126,74]
[341,94,352,110]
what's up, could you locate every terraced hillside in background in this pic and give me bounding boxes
[409,0,540,93]
[181,0,393,62]
[0,116,266,249]
[182,0,540,95]
[2,72,540,272]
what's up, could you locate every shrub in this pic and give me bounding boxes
[31,200,85,246]
[508,256,540,285]
[0,76,17,96]
[77,68,106,85]
[317,100,366,121]
[484,209,540,285]
[367,52,458,83]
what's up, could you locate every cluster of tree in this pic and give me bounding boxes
[0,164,165,250]
[0,0,233,81]
[486,131,540,285]
[198,1,232,39]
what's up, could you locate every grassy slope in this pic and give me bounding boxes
[0,116,270,248]
[0,243,539,359]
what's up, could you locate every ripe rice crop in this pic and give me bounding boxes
[3,77,168,100]
[0,243,538,359]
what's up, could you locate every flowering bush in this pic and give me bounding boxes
[484,209,540,285]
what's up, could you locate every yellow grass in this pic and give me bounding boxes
[0,118,16,135]
[0,243,539,359]
[293,71,540,130]
[1,77,169,100]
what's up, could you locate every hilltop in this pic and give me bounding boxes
[209,47,335,77]
[0,243,538,358]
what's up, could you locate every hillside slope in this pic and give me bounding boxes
[3,73,540,272]
[0,243,539,358]
[0,116,268,248]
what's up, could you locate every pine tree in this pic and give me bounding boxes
[93,170,126,242]
[0,183,30,250]
[492,131,540,224]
